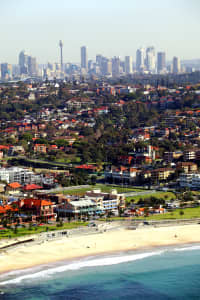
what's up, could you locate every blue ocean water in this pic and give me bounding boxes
[1,244,200,299]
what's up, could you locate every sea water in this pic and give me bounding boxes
[1,244,200,299]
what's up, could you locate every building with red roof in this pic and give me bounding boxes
[15,198,55,222]
[23,184,43,191]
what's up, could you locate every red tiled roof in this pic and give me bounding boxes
[76,164,97,170]
[23,184,43,191]
[0,205,18,214]
[0,145,10,150]
[8,182,21,189]
[20,199,53,208]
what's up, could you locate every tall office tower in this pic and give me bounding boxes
[96,55,103,74]
[125,56,133,74]
[19,50,28,75]
[59,40,63,72]
[146,47,156,73]
[96,54,103,66]
[81,46,88,71]
[112,56,120,77]
[27,56,37,76]
[136,48,145,72]
[106,59,112,76]
[172,56,181,74]
[157,52,166,74]
[100,58,112,76]
[1,63,12,80]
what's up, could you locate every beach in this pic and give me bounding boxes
[1,223,200,275]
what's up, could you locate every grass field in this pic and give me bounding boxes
[61,184,146,196]
[126,192,176,204]
[142,206,200,220]
[0,222,87,240]
[100,206,200,221]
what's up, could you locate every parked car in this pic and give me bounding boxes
[88,222,97,227]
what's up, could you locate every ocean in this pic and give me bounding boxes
[1,244,200,299]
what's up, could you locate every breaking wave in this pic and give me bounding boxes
[0,250,164,285]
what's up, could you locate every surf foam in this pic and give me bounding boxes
[0,250,164,285]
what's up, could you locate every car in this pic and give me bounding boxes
[88,222,96,227]
[143,221,149,225]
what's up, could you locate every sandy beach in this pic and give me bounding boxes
[0,224,200,274]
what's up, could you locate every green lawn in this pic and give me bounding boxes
[0,222,88,240]
[142,207,200,220]
[126,192,176,204]
[61,184,145,196]
[100,207,200,221]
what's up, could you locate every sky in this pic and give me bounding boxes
[0,0,200,64]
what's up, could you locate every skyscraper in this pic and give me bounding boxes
[1,63,12,80]
[136,48,145,72]
[112,56,120,77]
[125,56,133,74]
[157,52,166,74]
[27,56,37,76]
[81,46,88,71]
[172,56,181,74]
[59,40,63,72]
[146,47,156,73]
[19,50,28,75]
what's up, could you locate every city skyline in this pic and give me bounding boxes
[1,44,199,66]
[1,45,196,81]
[0,0,200,64]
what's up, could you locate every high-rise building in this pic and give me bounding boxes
[81,46,88,71]
[157,52,166,74]
[125,56,133,74]
[104,59,112,76]
[112,56,120,77]
[172,56,181,74]
[27,56,37,76]
[146,47,156,73]
[136,48,145,72]
[19,50,28,75]
[96,54,103,66]
[0,63,12,80]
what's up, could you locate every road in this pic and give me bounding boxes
[121,190,157,197]
[38,185,91,193]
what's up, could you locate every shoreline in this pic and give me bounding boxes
[1,224,200,277]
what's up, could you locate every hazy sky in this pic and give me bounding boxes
[1,0,200,64]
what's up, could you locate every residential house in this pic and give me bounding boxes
[105,166,139,184]
[176,162,198,174]
[34,144,47,154]
[151,168,174,182]
[6,182,21,194]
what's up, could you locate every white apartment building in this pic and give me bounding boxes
[85,189,125,212]
[0,167,40,184]
[179,173,200,189]
[104,167,138,184]
[179,173,193,188]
